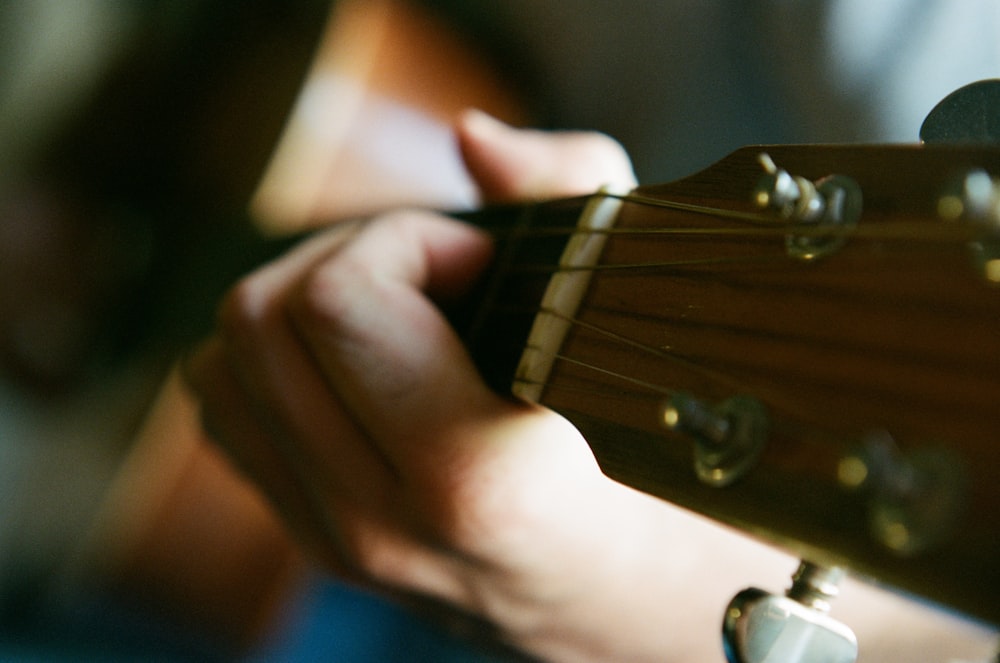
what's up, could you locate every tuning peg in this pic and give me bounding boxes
[752,154,862,261]
[660,392,768,487]
[838,431,966,556]
[722,562,858,663]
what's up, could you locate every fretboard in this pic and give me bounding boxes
[447,196,592,393]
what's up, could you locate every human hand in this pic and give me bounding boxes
[184,112,1000,663]
[184,111,666,660]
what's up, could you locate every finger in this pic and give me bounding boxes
[214,222,396,503]
[456,109,637,203]
[287,211,510,475]
[185,339,453,586]
[183,337,334,550]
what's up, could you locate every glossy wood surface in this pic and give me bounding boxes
[526,144,1000,624]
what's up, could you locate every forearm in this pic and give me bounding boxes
[491,476,998,663]
[499,482,792,663]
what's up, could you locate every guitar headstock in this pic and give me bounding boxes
[536,142,1000,626]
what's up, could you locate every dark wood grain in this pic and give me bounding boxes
[524,144,1000,625]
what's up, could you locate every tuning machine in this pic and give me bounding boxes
[660,392,768,487]
[722,561,858,663]
[935,168,1000,283]
[753,154,862,261]
[838,431,966,556]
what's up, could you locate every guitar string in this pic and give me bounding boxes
[489,222,980,243]
[511,253,789,273]
[474,191,991,422]
[516,307,762,406]
[608,191,987,241]
[542,353,675,396]
[498,294,990,449]
[530,306,750,393]
[511,350,833,449]
[609,192,770,223]
[514,367,847,454]
[478,190,984,245]
[521,303,999,448]
[510,297,990,406]
[513,332,855,452]
[482,196,986,311]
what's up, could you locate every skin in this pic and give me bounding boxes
[184,111,998,662]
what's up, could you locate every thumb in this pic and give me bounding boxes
[456,109,637,204]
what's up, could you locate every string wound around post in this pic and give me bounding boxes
[753,154,862,261]
[660,392,768,487]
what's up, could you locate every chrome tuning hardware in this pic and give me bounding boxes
[660,392,768,487]
[936,169,1000,283]
[753,154,863,261]
[723,561,858,663]
[938,169,1000,225]
[838,431,966,556]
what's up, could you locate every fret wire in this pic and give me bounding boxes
[460,199,543,343]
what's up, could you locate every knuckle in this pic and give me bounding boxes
[216,273,272,343]
[292,254,368,332]
[289,210,439,327]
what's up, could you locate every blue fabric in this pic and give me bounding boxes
[0,576,508,662]
[248,577,508,663]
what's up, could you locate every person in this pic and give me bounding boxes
[183,110,998,662]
